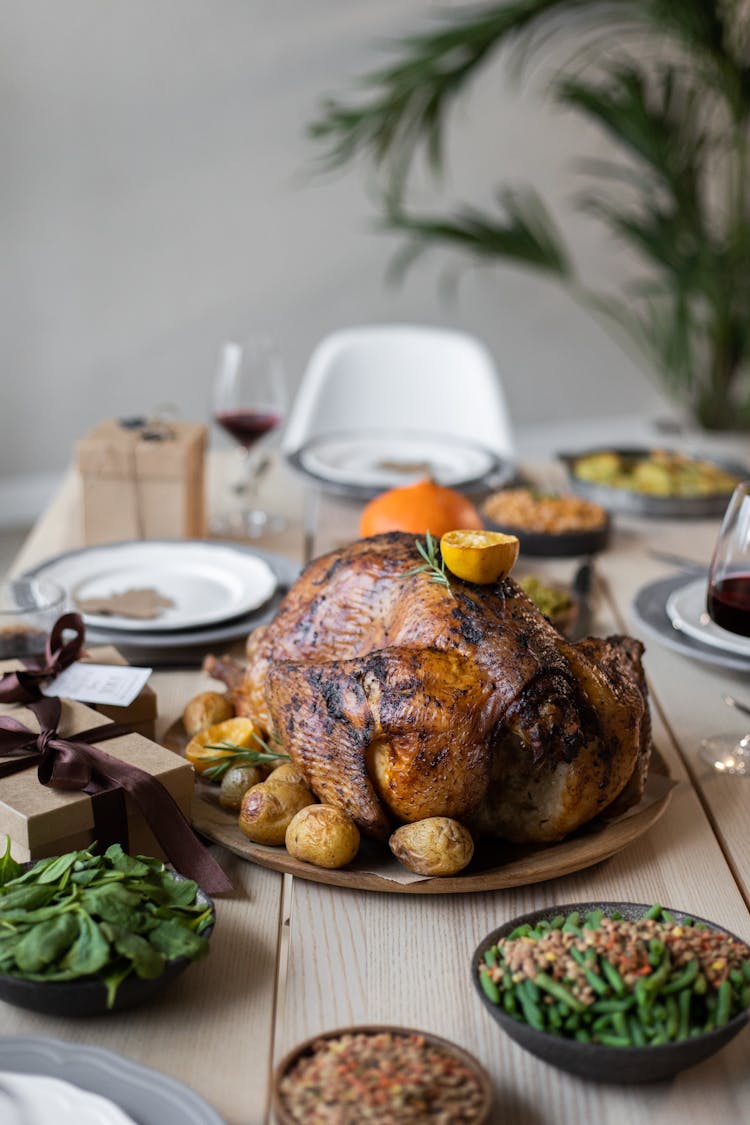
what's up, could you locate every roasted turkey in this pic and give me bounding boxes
[206,532,651,844]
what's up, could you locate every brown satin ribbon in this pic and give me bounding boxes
[0,667,232,894]
[0,612,86,705]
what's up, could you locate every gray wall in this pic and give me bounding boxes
[0,1,669,513]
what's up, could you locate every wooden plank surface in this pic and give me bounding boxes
[3,443,750,1125]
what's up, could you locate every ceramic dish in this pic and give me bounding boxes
[483,515,610,558]
[666,576,750,657]
[0,868,215,1017]
[559,447,747,518]
[472,901,750,1083]
[23,543,300,662]
[23,541,277,633]
[272,1024,492,1124]
[286,428,514,499]
[631,574,750,674]
[0,1038,224,1124]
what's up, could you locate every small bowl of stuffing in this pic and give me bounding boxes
[481,488,610,557]
[473,901,750,1083]
[273,1024,493,1124]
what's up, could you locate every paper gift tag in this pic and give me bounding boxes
[40,663,152,708]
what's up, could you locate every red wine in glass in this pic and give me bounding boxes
[700,481,750,773]
[210,336,287,537]
[214,409,283,450]
[707,573,750,637]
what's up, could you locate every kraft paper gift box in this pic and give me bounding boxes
[75,418,207,545]
[0,692,193,864]
[81,645,158,741]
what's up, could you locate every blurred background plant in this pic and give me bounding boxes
[310,0,750,432]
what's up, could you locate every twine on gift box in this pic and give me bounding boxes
[119,414,177,541]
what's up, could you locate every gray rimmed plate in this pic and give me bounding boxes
[631,573,750,674]
[559,447,747,518]
[0,1037,225,1123]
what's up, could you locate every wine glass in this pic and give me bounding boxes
[211,335,287,538]
[699,480,750,774]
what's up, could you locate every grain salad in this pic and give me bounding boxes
[277,1029,488,1124]
[482,488,606,534]
[479,905,750,1046]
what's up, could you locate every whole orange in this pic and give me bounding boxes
[359,477,482,538]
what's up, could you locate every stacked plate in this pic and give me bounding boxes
[23,540,299,663]
[285,428,514,499]
[631,572,750,673]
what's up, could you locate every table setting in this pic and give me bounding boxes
[1,411,750,1125]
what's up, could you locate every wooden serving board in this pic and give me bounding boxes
[164,721,674,895]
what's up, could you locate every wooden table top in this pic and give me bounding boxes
[4,431,750,1125]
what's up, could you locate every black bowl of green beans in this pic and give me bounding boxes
[0,845,215,1017]
[473,901,750,1083]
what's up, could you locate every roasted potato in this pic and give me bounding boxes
[285,804,360,869]
[389,817,474,876]
[265,762,308,787]
[182,691,235,737]
[219,763,268,810]
[238,778,316,846]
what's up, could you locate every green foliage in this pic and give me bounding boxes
[311,1,750,429]
[0,846,213,1006]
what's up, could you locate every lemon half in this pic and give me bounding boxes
[440,529,520,584]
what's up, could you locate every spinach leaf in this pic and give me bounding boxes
[103,845,150,877]
[61,911,110,975]
[101,923,166,979]
[13,912,80,973]
[0,885,58,912]
[148,919,209,961]
[0,837,21,887]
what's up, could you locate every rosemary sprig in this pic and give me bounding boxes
[201,731,289,782]
[405,530,450,588]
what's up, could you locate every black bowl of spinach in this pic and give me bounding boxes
[0,842,215,1017]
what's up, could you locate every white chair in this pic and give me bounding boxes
[282,324,515,459]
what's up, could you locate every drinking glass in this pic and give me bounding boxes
[211,335,287,538]
[699,480,750,773]
[0,578,67,659]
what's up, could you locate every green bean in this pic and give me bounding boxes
[716,979,732,1027]
[562,911,582,936]
[628,1015,646,1046]
[730,968,744,988]
[479,967,500,1005]
[677,986,692,1040]
[516,982,546,1031]
[665,995,679,1039]
[503,988,517,1015]
[663,959,699,993]
[525,977,540,1003]
[643,950,672,994]
[584,909,603,930]
[741,984,750,1009]
[693,973,708,995]
[591,996,636,1014]
[597,1033,631,1047]
[611,1011,628,1038]
[601,958,626,996]
[741,960,750,983]
[547,1003,562,1029]
[584,967,609,997]
[549,915,565,930]
[645,904,663,921]
[563,1013,580,1032]
[508,923,532,939]
[661,909,676,926]
[575,1028,591,1043]
[592,1013,615,1033]
[534,971,586,1012]
[483,948,498,969]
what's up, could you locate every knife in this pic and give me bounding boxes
[569,558,595,641]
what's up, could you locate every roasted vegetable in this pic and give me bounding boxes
[182,691,235,737]
[219,763,268,810]
[238,774,317,846]
[389,817,474,876]
[285,804,360,868]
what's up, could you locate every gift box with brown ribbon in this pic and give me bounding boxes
[75,417,207,545]
[0,616,231,892]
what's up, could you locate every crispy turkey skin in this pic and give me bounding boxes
[205,532,650,842]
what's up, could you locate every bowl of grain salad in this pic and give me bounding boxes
[473,901,750,1083]
[273,1024,493,1124]
[481,488,610,557]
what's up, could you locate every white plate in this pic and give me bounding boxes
[32,541,277,633]
[0,1038,224,1124]
[666,576,750,657]
[288,428,511,498]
